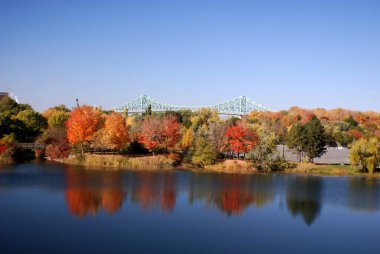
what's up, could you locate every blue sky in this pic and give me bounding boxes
[0,0,379,112]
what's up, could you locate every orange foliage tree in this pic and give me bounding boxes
[66,105,103,154]
[103,112,129,150]
[225,124,258,158]
[138,115,181,155]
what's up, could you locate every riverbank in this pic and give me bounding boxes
[59,154,258,173]
[57,154,380,177]
[284,162,380,178]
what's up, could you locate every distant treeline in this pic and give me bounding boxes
[1,96,379,173]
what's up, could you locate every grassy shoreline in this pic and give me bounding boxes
[60,154,176,171]
[282,163,380,178]
[58,153,380,177]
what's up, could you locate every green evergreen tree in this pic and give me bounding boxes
[303,115,327,162]
[286,115,327,162]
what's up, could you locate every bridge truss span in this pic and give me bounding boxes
[112,95,271,115]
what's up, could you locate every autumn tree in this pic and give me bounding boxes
[138,115,181,155]
[45,139,71,159]
[350,138,380,174]
[208,122,228,156]
[250,127,279,171]
[41,127,71,159]
[190,108,220,133]
[102,112,130,150]
[245,107,380,147]
[225,124,258,159]
[181,128,194,149]
[42,104,70,120]
[66,105,103,154]
[13,109,47,142]
[161,115,181,149]
[48,111,70,128]
[38,105,72,158]
[191,135,218,167]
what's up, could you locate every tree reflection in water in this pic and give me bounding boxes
[64,167,125,218]
[189,174,275,216]
[161,173,176,211]
[286,176,322,225]
[62,166,378,224]
[130,172,176,212]
[348,178,379,213]
[64,166,177,217]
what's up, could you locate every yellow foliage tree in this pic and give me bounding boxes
[350,138,380,174]
[181,128,194,149]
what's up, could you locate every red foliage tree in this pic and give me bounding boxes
[138,115,181,154]
[225,124,258,158]
[66,106,103,154]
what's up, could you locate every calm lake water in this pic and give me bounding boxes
[0,163,379,253]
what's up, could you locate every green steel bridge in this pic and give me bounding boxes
[112,95,271,116]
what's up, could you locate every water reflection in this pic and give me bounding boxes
[65,169,125,217]
[189,174,275,215]
[348,178,379,213]
[3,164,380,253]
[56,165,380,225]
[130,172,176,212]
[285,176,322,225]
